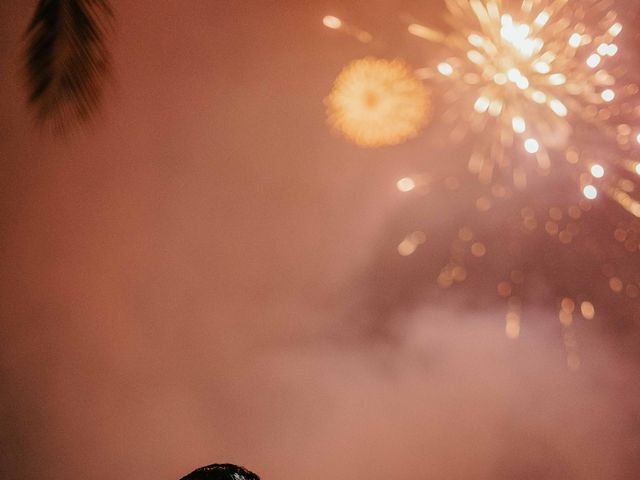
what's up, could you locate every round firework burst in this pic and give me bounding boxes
[326,57,431,148]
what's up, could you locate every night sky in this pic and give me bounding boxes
[1,1,639,479]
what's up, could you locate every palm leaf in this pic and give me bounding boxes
[24,0,113,131]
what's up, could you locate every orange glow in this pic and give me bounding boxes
[580,301,595,319]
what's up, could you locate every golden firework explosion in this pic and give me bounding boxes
[407,0,639,211]
[326,57,431,148]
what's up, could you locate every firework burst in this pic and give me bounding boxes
[408,0,640,212]
[326,57,431,148]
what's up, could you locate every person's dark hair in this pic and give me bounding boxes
[180,463,260,480]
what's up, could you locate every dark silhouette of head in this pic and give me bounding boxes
[180,463,260,480]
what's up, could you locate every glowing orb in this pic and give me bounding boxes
[583,185,598,200]
[326,57,431,148]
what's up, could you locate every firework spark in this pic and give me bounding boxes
[386,163,640,363]
[326,57,431,148]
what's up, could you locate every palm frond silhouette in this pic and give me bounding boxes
[24,0,113,131]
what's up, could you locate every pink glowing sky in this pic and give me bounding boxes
[1,1,639,479]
